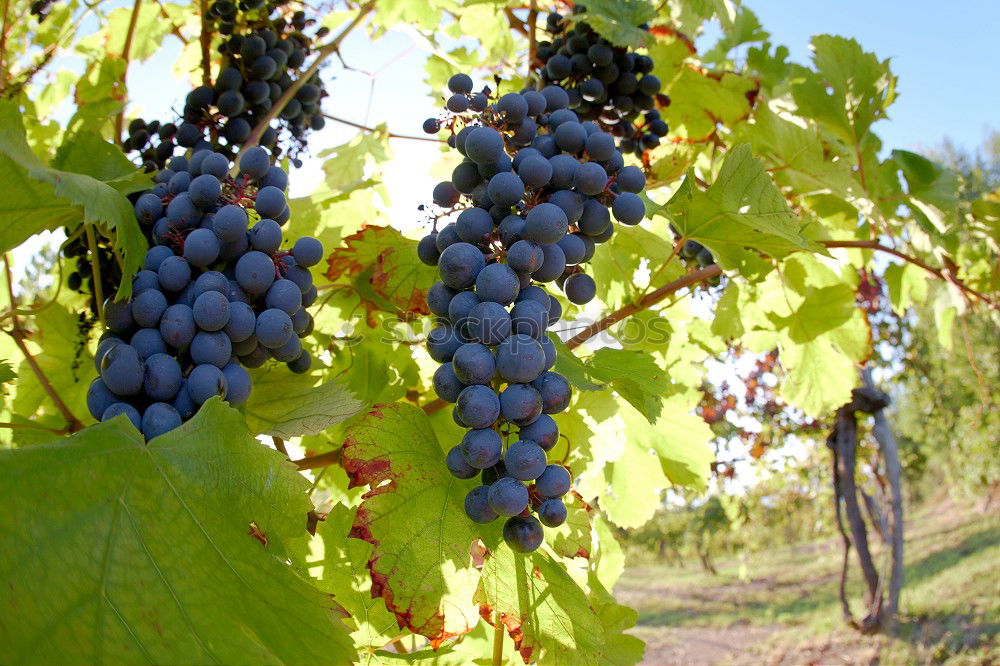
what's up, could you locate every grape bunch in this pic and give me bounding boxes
[535,5,668,158]
[87,146,323,440]
[418,74,650,552]
[124,3,328,170]
[30,0,58,22]
[62,232,124,316]
[679,240,714,268]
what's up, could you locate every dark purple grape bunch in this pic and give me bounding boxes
[535,5,667,157]
[417,73,650,552]
[618,108,670,160]
[87,145,323,441]
[62,232,124,316]
[124,3,328,170]
[205,0,267,33]
[30,0,58,22]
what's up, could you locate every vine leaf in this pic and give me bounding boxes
[326,225,437,321]
[892,149,961,235]
[0,100,147,300]
[548,491,594,560]
[580,397,713,529]
[646,31,758,141]
[555,344,674,423]
[242,368,364,438]
[52,130,152,194]
[657,143,822,271]
[13,303,92,427]
[769,283,856,343]
[313,505,404,653]
[0,398,357,664]
[474,543,644,665]
[734,105,857,200]
[576,0,656,48]
[341,402,499,645]
[791,35,896,148]
[76,1,180,63]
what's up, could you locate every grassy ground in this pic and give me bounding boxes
[614,501,999,665]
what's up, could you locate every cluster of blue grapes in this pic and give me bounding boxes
[86,146,323,440]
[536,5,668,159]
[419,73,650,552]
[125,3,327,170]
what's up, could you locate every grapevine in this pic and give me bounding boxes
[1,1,998,664]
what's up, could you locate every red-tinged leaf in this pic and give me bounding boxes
[474,543,643,665]
[548,491,594,560]
[326,225,436,318]
[341,402,502,645]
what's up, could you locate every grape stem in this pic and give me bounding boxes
[235,0,378,164]
[320,113,446,143]
[113,0,144,146]
[526,0,539,75]
[198,0,212,88]
[84,223,106,325]
[492,615,504,666]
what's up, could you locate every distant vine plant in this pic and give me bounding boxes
[0,0,996,664]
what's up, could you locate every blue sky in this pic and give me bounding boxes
[743,0,999,154]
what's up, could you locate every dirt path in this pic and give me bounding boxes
[631,623,783,665]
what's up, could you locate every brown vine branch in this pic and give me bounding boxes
[235,0,376,163]
[155,0,188,45]
[272,436,288,456]
[3,255,84,433]
[822,239,997,309]
[320,112,445,143]
[566,264,723,349]
[293,447,341,471]
[198,0,212,87]
[526,0,538,74]
[503,8,529,38]
[0,0,10,91]
[7,331,84,433]
[113,0,143,145]
[4,0,96,96]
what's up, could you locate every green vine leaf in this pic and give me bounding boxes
[0,398,357,664]
[657,143,823,272]
[474,542,644,665]
[0,100,145,299]
[313,504,403,652]
[13,303,92,427]
[242,368,364,438]
[791,35,896,148]
[555,345,675,423]
[575,0,656,48]
[341,402,498,645]
[549,491,594,560]
[892,149,961,235]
